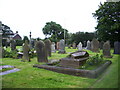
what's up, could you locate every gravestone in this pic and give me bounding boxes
[86,40,91,50]
[91,38,99,52]
[77,42,82,51]
[60,51,89,68]
[56,42,60,50]
[72,43,76,49]
[58,39,66,53]
[22,40,30,62]
[10,40,16,51]
[68,44,72,49]
[44,39,51,57]
[114,41,120,54]
[103,41,112,58]
[51,42,56,53]
[99,41,104,49]
[35,40,48,62]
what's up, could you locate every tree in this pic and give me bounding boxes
[23,36,29,43]
[93,2,120,44]
[42,21,68,42]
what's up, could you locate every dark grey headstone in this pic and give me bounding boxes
[10,40,16,51]
[114,41,120,54]
[58,39,66,53]
[22,40,30,61]
[103,41,112,58]
[72,43,76,49]
[44,39,51,57]
[99,41,104,49]
[91,38,99,52]
[35,40,48,62]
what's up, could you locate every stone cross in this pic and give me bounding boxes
[44,39,51,57]
[77,42,82,51]
[58,39,66,53]
[51,42,56,53]
[86,40,91,50]
[113,41,120,54]
[35,40,48,62]
[22,40,30,62]
[91,38,99,52]
[103,41,112,58]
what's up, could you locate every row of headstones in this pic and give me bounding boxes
[22,39,66,62]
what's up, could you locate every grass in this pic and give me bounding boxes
[0,68,13,72]
[1,46,119,88]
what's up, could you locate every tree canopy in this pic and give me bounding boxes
[93,2,120,42]
[42,21,68,42]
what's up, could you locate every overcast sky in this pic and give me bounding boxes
[0,0,106,39]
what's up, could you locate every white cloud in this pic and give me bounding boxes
[0,0,106,39]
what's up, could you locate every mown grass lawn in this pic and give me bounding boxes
[1,47,119,88]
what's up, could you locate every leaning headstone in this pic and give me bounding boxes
[72,43,76,49]
[114,41,120,54]
[58,39,66,54]
[103,41,112,58]
[91,38,99,52]
[10,40,16,51]
[44,39,51,57]
[99,41,104,49]
[22,40,30,62]
[35,40,48,62]
[77,42,82,51]
[86,40,91,50]
[51,42,56,53]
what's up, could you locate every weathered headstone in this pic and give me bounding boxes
[103,41,112,58]
[113,41,120,54]
[91,38,99,52]
[68,44,72,49]
[10,40,16,51]
[56,42,60,50]
[22,40,30,62]
[58,39,66,53]
[44,39,51,57]
[77,42,82,51]
[86,40,91,50]
[51,42,56,53]
[72,43,76,49]
[99,41,104,49]
[35,40,48,62]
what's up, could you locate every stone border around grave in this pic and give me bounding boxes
[33,60,112,78]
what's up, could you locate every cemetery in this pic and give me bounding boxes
[0,1,119,89]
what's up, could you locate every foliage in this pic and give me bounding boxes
[86,54,103,66]
[23,36,29,43]
[93,2,120,44]
[42,21,68,42]
[69,32,95,45]
[16,40,23,46]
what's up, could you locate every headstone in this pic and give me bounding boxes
[77,42,82,51]
[103,41,112,58]
[56,42,60,50]
[44,39,51,57]
[60,51,89,68]
[91,38,99,52]
[68,44,72,49]
[113,41,120,54]
[58,39,66,53]
[22,40,30,62]
[72,43,76,49]
[99,41,104,49]
[31,39,35,48]
[86,40,91,50]
[35,40,48,62]
[51,42,56,53]
[10,40,16,51]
